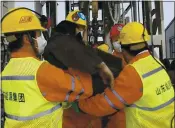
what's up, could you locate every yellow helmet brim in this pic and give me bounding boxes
[1,7,46,34]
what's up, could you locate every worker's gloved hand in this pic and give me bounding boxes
[71,102,80,113]
[97,62,114,88]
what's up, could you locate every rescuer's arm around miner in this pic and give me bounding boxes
[36,61,94,102]
[78,65,143,116]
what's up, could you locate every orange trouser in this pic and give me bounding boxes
[63,108,102,128]
[106,110,126,128]
[63,108,125,128]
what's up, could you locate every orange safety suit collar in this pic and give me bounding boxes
[129,50,150,64]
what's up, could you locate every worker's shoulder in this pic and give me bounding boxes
[40,60,57,68]
[120,64,139,77]
[37,61,63,75]
[123,64,135,70]
[116,64,143,90]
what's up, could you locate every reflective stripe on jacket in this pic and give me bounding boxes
[79,52,174,128]
[125,55,174,128]
[2,57,63,128]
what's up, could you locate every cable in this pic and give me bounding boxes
[115,3,120,24]
[3,2,8,9]
[108,2,115,24]
[114,3,118,20]
[108,2,120,24]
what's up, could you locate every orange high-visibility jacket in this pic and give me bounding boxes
[79,52,147,116]
[79,51,174,128]
[106,51,127,128]
[11,49,93,103]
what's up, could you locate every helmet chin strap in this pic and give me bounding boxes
[119,41,129,64]
[120,49,129,64]
[123,54,129,64]
[141,24,166,70]
[27,32,39,58]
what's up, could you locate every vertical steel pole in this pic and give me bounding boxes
[148,1,154,56]
[132,1,137,21]
[138,1,140,22]
[130,1,133,21]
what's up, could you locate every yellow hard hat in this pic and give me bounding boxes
[66,10,87,27]
[1,7,46,34]
[118,22,150,45]
[97,44,109,53]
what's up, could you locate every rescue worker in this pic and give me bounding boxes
[110,23,127,67]
[105,24,126,128]
[44,10,114,86]
[97,43,110,53]
[44,10,109,128]
[1,8,94,128]
[78,22,175,128]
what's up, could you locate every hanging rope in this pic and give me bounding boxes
[108,2,115,24]
[116,3,120,23]
[114,3,117,20]
[108,2,120,24]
